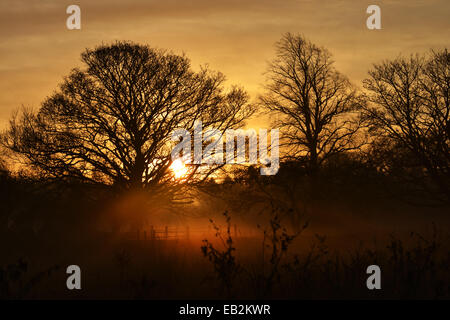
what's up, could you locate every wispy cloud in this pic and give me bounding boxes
[0,0,448,125]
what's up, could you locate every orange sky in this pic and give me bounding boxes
[0,0,449,129]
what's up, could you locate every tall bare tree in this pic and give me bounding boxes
[260,33,364,174]
[363,49,450,203]
[2,42,254,196]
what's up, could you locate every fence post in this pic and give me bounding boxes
[165,226,168,239]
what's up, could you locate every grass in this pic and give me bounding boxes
[2,218,449,299]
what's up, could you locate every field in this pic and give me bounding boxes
[1,177,449,300]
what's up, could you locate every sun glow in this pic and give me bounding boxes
[171,159,188,179]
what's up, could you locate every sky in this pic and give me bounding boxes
[0,0,449,129]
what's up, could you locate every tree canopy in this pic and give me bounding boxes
[3,42,254,195]
[259,33,364,174]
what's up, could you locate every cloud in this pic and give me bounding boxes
[0,0,448,126]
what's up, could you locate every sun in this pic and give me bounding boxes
[171,159,188,179]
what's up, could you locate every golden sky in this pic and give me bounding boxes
[0,0,449,129]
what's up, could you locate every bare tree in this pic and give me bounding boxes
[363,49,450,204]
[2,42,254,197]
[259,33,364,174]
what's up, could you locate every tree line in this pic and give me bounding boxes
[1,33,448,205]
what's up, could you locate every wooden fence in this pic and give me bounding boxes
[125,224,246,241]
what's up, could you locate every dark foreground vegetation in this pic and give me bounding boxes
[0,162,449,299]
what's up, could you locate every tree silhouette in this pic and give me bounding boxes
[363,49,450,204]
[2,42,254,194]
[259,33,364,174]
